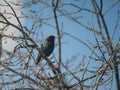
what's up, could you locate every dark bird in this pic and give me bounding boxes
[36,35,55,65]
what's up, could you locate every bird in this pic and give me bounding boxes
[35,35,55,65]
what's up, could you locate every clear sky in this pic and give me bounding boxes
[23,1,120,89]
[23,0,120,64]
[1,0,120,89]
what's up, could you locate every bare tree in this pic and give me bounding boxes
[0,0,120,90]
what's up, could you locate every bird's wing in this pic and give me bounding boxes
[40,40,50,51]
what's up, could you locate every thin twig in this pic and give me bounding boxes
[52,0,62,70]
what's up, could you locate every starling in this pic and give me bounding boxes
[36,35,55,65]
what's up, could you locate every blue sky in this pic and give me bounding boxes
[1,0,120,89]
[22,0,120,87]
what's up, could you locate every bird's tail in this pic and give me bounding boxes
[35,54,42,65]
